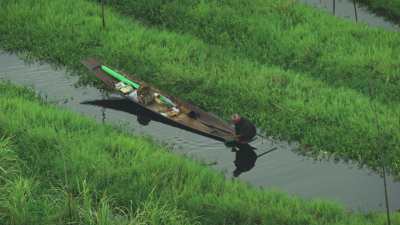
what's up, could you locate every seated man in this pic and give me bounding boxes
[137,85,155,105]
[231,114,256,144]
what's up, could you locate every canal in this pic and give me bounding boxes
[1,51,399,212]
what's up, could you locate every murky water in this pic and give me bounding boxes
[299,0,400,31]
[1,51,399,212]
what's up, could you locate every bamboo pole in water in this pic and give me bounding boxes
[257,147,278,159]
[368,83,391,225]
[353,0,358,22]
[101,92,106,123]
[383,166,392,225]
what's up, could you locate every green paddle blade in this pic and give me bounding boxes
[101,65,140,89]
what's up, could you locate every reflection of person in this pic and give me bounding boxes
[137,112,151,126]
[232,144,257,177]
[231,114,256,144]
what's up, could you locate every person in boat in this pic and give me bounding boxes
[232,143,257,177]
[231,114,256,144]
[137,85,155,105]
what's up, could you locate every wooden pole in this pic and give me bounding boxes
[368,83,391,225]
[353,0,358,22]
[257,147,278,159]
[333,0,336,15]
[101,0,106,29]
[101,92,106,123]
[383,165,392,225]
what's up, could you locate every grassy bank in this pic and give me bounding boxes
[94,0,400,104]
[1,82,399,224]
[357,0,400,25]
[1,0,400,176]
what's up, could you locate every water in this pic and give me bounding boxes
[1,51,399,212]
[299,0,400,31]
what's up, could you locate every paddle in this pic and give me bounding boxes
[257,147,278,159]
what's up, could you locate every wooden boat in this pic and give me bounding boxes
[81,58,236,142]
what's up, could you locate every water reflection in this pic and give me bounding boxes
[299,0,400,31]
[81,98,154,126]
[232,144,258,177]
[232,144,279,177]
[2,51,400,212]
[82,98,276,177]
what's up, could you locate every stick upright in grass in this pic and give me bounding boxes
[101,0,106,29]
[368,83,391,225]
[353,0,358,22]
[333,0,336,15]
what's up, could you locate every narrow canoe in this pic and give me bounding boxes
[81,58,236,142]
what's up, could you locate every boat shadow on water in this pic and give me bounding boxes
[81,98,154,126]
[82,97,231,133]
[81,98,275,177]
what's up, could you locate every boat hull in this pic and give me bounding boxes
[81,58,235,142]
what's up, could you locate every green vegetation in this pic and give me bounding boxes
[96,0,400,104]
[1,0,400,176]
[1,82,399,224]
[357,0,400,25]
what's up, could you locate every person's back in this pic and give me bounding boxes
[232,114,256,144]
[137,85,154,105]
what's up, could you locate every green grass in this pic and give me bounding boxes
[95,0,400,104]
[357,0,400,24]
[1,0,400,176]
[1,82,399,224]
